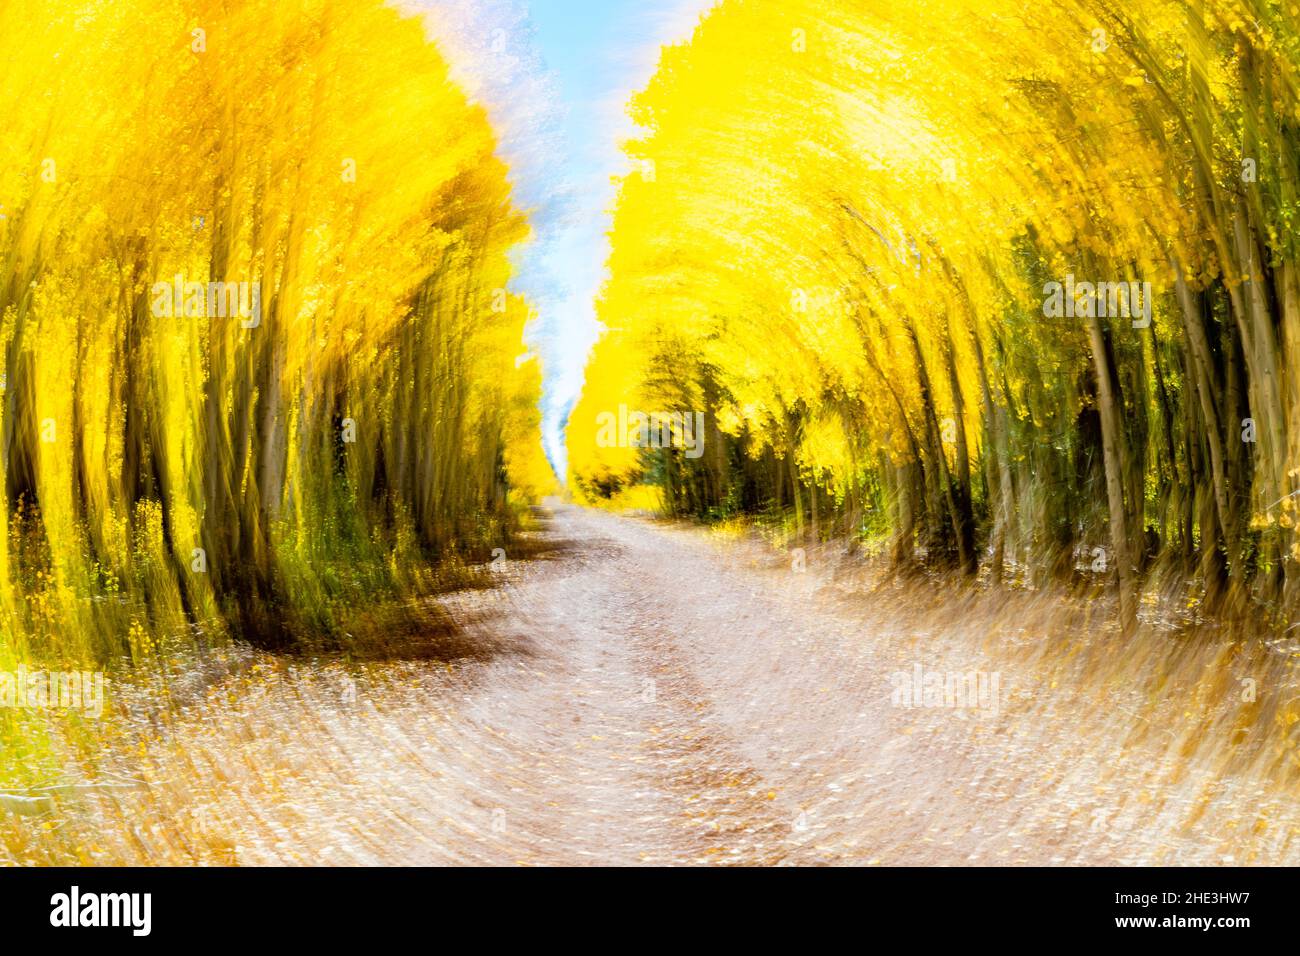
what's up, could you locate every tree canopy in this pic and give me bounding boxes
[570,0,1300,625]
[0,0,549,663]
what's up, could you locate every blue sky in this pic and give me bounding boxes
[414,0,713,477]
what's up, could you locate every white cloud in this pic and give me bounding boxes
[402,0,717,479]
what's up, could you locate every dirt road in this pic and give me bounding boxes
[27,502,1299,865]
